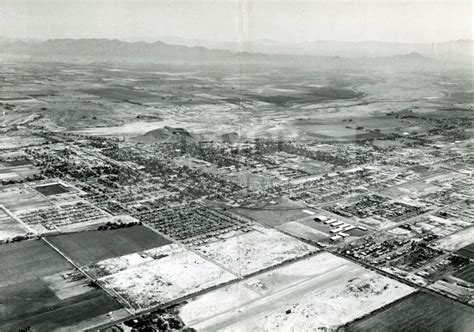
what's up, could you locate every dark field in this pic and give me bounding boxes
[6,158,31,166]
[35,183,70,196]
[0,240,72,287]
[453,263,474,284]
[0,278,121,332]
[344,292,474,332]
[240,87,363,106]
[47,225,171,266]
[233,200,308,226]
[0,239,122,330]
[455,243,474,259]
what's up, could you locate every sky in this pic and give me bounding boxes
[0,0,472,44]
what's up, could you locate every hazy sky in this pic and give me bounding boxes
[0,0,472,43]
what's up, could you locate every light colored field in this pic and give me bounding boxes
[0,184,52,214]
[196,225,317,276]
[0,164,39,179]
[0,135,46,149]
[433,226,474,251]
[277,221,328,242]
[0,171,19,180]
[96,244,236,310]
[181,252,415,331]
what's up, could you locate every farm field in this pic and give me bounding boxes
[453,263,474,284]
[455,243,474,259]
[0,207,28,241]
[196,225,317,276]
[0,239,124,331]
[180,252,414,331]
[5,158,31,166]
[46,225,171,266]
[0,135,46,149]
[90,244,236,310]
[0,184,52,214]
[0,162,38,180]
[0,239,72,287]
[345,291,474,332]
[428,280,474,304]
[0,278,123,332]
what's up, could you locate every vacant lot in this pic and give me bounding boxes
[47,225,171,266]
[35,183,70,196]
[97,244,236,310]
[196,225,317,276]
[434,226,474,251]
[345,292,474,332]
[181,252,414,331]
[0,239,72,287]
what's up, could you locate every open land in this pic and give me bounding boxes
[195,225,317,276]
[92,244,237,310]
[179,252,415,331]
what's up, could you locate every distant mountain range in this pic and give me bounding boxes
[0,37,471,62]
[0,38,234,62]
[157,37,473,60]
